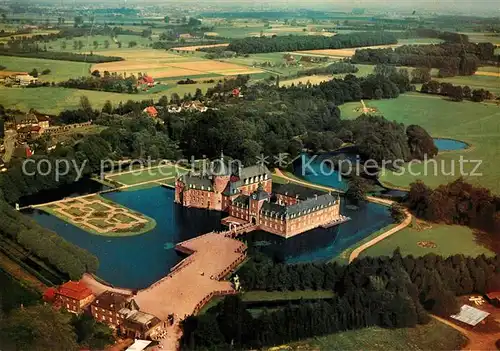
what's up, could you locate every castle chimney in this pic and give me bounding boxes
[314,194,318,200]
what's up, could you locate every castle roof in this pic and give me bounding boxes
[250,183,270,201]
[232,194,249,207]
[260,192,339,219]
[238,164,270,180]
[181,173,213,190]
[273,183,328,200]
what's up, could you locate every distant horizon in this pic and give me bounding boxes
[7,0,500,16]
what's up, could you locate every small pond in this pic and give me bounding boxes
[433,138,469,151]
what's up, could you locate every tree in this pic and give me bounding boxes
[411,67,431,83]
[74,16,83,28]
[102,100,113,114]
[80,96,93,118]
[128,41,137,48]
[104,40,110,49]
[346,176,368,204]
[164,16,170,24]
[0,304,78,351]
[41,69,51,75]
[390,204,406,223]
[61,41,67,50]
[71,314,114,349]
[29,68,39,78]
[93,40,99,49]
[91,69,101,77]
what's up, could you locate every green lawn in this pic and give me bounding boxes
[0,56,92,82]
[341,94,500,194]
[241,290,334,302]
[282,319,466,351]
[361,223,495,259]
[0,84,215,114]
[107,165,185,185]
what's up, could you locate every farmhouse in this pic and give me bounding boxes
[143,106,159,118]
[91,291,129,327]
[175,154,347,238]
[52,281,95,314]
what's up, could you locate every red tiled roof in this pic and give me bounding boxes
[142,75,154,84]
[31,126,41,132]
[43,287,57,302]
[144,106,158,117]
[57,281,93,301]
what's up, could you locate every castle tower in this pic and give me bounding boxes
[248,183,270,226]
[212,151,231,193]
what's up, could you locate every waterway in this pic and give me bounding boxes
[24,186,393,289]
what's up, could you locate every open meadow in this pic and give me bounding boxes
[360,222,495,258]
[341,94,500,194]
[282,319,467,351]
[0,56,91,82]
[0,84,212,114]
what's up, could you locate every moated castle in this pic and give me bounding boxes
[175,155,348,238]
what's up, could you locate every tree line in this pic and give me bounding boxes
[421,80,494,102]
[352,42,497,77]
[226,31,398,54]
[0,50,123,63]
[181,252,500,349]
[45,74,139,94]
[0,199,98,281]
[292,61,359,79]
[407,178,500,238]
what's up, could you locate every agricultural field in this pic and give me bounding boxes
[460,32,500,45]
[360,222,495,259]
[283,319,467,351]
[91,48,263,79]
[294,44,401,58]
[43,34,155,53]
[341,94,500,194]
[0,56,91,82]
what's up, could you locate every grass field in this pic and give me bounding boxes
[360,222,495,258]
[341,94,500,194]
[0,83,216,114]
[106,165,186,185]
[0,56,91,82]
[283,319,467,351]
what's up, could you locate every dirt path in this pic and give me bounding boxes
[0,251,48,293]
[348,209,412,263]
[475,70,500,78]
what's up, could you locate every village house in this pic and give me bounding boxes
[52,281,95,314]
[0,71,37,86]
[138,75,155,88]
[143,106,159,118]
[175,155,347,238]
[167,100,209,113]
[91,291,129,328]
[118,300,164,339]
[16,125,43,140]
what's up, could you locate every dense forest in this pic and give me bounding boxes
[181,252,500,349]
[0,50,123,63]
[226,31,398,54]
[407,179,500,236]
[53,74,139,94]
[352,42,496,76]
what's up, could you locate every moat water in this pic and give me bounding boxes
[24,186,393,289]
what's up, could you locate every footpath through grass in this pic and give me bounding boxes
[282,319,467,351]
[107,165,186,186]
[341,93,500,194]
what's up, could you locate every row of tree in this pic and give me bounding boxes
[407,178,500,236]
[181,252,500,349]
[421,80,494,102]
[0,199,98,280]
[293,61,359,78]
[54,75,139,94]
[227,31,398,54]
[352,42,497,76]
